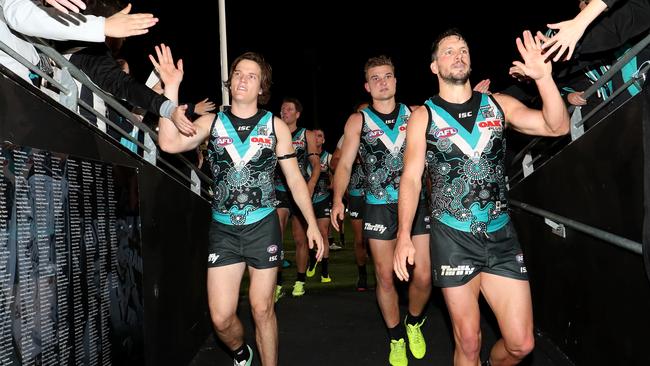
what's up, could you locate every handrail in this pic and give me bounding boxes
[507,31,650,183]
[77,98,146,150]
[510,136,543,168]
[510,199,643,255]
[509,46,650,186]
[32,39,215,187]
[580,32,650,102]
[0,39,68,95]
[32,39,160,142]
[0,36,214,197]
[575,62,650,129]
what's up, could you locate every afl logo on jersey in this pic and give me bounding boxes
[367,129,385,139]
[434,127,458,139]
[217,136,233,146]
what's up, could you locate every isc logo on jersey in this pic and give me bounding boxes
[478,120,503,130]
[252,136,273,148]
[217,136,233,146]
[434,127,458,139]
[367,130,384,139]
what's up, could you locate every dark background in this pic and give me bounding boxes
[122,0,576,152]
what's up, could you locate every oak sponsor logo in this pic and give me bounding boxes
[477,120,502,130]
[292,140,305,148]
[252,136,273,148]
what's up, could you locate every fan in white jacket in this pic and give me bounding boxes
[0,0,157,82]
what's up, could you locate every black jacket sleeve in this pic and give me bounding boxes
[68,45,168,116]
[577,0,650,55]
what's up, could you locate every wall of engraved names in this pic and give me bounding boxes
[0,143,143,366]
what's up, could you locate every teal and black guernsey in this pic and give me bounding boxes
[348,161,365,197]
[424,92,509,235]
[307,151,331,203]
[358,103,411,204]
[274,127,309,192]
[207,109,277,225]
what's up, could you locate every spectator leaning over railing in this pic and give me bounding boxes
[0,0,157,84]
[51,0,198,147]
[542,0,650,63]
[540,0,649,122]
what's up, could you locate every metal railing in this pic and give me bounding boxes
[0,35,214,199]
[508,31,650,188]
[510,199,643,255]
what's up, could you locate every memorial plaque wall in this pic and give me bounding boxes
[0,143,143,366]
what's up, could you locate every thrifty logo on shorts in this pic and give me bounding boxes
[364,223,387,234]
[440,265,475,276]
[208,253,220,263]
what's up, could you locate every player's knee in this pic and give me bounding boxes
[411,269,432,289]
[211,312,236,332]
[505,333,535,359]
[456,329,481,359]
[375,271,395,291]
[250,300,274,321]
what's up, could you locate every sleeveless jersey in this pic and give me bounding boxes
[274,127,309,191]
[207,110,277,225]
[358,103,410,204]
[348,161,365,197]
[307,151,331,203]
[424,92,509,234]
